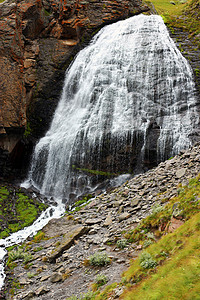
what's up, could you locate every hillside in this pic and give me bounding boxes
[4,143,200,299]
[145,0,200,92]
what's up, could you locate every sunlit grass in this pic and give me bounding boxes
[146,0,200,47]
[122,212,200,299]
[146,0,189,15]
[96,175,200,300]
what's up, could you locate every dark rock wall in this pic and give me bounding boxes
[0,0,149,179]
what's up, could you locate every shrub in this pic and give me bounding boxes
[89,252,110,266]
[95,274,108,287]
[143,239,154,249]
[67,290,95,300]
[8,248,24,261]
[8,248,32,264]
[146,232,155,240]
[27,272,35,279]
[152,203,163,215]
[139,252,157,269]
[23,253,33,264]
[116,239,128,249]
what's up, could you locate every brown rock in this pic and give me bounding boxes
[48,226,88,262]
[167,217,184,233]
[103,214,113,226]
[50,272,63,283]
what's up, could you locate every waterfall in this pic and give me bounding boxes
[27,14,199,200]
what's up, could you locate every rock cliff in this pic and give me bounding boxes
[0,0,149,178]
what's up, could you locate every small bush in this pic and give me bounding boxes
[143,239,153,248]
[95,274,108,286]
[8,248,32,264]
[139,252,157,269]
[8,248,24,261]
[27,272,35,279]
[152,203,163,215]
[23,253,33,264]
[67,290,95,300]
[32,231,45,243]
[146,232,155,240]
[89,252,110,266]
[116,239,128,249]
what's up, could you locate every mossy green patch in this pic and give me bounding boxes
[0,184,48,239]
[72,165,117,177]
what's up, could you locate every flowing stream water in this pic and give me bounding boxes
[0,14,199,290]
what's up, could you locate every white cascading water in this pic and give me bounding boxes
[27,14,199,200]
[0,14,199,289]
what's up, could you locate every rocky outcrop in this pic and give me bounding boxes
[4,141,200,299]
[0,0,149,178]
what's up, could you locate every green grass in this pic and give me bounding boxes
[122,212,200,299]
[146,0,200,47]
[95,174,200,300]
[0,185,48,239]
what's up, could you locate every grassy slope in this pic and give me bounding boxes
[123,212,200,300]
[94,176,200,300]
[145,0,200,47]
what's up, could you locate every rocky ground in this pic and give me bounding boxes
[3,142,200,299]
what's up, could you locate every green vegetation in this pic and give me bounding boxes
[139,252,157,269]
[31,231,46,243]
[67,290,96,300]
[72,165,117,177]
[116,239,128,249]
[7,246,33,271]
[24,122,32,138]
[95,274,108,287]
[95,174,200,299]
[27,272,35,279]
[122,212,200,299]
[0,185,48,239]
[89,252,110,267]
[146,0,200,47]
[125,175,200,243]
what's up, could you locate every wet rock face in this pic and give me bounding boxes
[0,0,149,141]
[0,0,149,177]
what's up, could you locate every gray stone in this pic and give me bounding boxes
[119,212,131,222]
[131,198,140,207]
[48,226,88,262]
[113,200,123,207]
[19,277,29,285]
[35,286,50,296]
[103,214,113,226]
[40,274,50,282]
[85,218,102,225]
[22,291,35,300]
[176,168,186,178]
